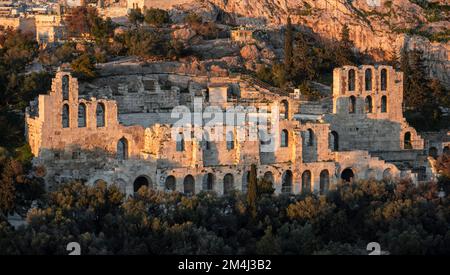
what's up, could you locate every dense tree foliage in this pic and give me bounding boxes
[401,49,450,131]
[71,53,97,80]
[0,30,51,150]
[65,7,115,42]
[256,22,359,91]
[283,17,294,77]
[128,8,144,26]
[144,8,170,27]
[0,176,448,255]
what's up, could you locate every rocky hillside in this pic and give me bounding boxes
[147,0,449,87]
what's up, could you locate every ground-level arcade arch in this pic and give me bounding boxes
[165,175,176,192]
[183,175,195,195]
[341,168,355,182]
[133,175,152,193]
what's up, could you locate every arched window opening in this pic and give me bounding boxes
[380,69,387,91]
[348,69,356,91]
[203,173,215,192]
[330,131,339,151]
[226,131,235,150]
[62,104,69,128]
[183,175,195,195]
[176,132,185,152]
[203,131,211,150]
[96,103,105,127]
[281,129,289,147]
[381,96,387,113]
[223,174,234,195]
[365,96,373,113]
[133,176,151,193]
[349,96,356,114]
[341,168,354,182]
[319,170,330,195]
[282,170,293,194]
[117,137,128,160]
[302,170,312,194]
[306,129,314,146]
[280,100,289,120]
[404,132,412,149]
[78,103,86,128]
[165,176,176,191]
[365,69,372,91]
[62,75,69,101]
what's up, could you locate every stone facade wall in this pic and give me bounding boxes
[325,65,425,153]
[26,65,438,196]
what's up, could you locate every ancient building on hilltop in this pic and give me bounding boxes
[25,64,448,195]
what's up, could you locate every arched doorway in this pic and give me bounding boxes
[183,175,195,195]
[282,170,293,194]
[341,168,354,182]
[133,176,151,193]
[319,170,329,195]
[223,174,234,195]
[203,173,215,192]
[302,170,312,194]
[165,176,176,191]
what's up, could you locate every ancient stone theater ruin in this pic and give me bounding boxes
[25,62,445,196]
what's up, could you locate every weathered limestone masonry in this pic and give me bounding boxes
[25,64,436,196]
[323,65,430,180]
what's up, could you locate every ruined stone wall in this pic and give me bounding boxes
[26,65,434,196]
[26,71,148,189]
[326,65,425,153]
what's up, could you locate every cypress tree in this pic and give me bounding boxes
[284,17,294,76]
[247,164,258,219]
[335,24,355,65]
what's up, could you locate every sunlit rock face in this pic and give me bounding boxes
[144,0,448,86]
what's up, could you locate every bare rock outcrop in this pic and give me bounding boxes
[146,0,449,86]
